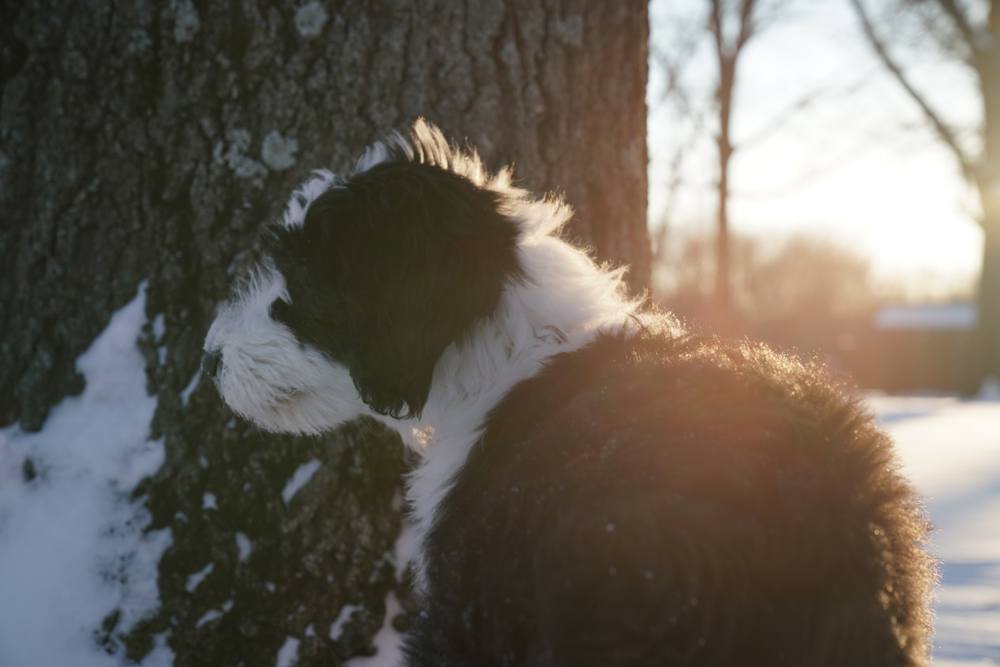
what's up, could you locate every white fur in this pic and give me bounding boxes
[204,264,371,434]
[352,130,411,173]
[280,169,340,229]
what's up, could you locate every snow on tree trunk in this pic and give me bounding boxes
[0,1,648,664]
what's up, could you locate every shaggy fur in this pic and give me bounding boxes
[204,120,934,665]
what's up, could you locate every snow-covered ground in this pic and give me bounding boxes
[0,285,172,667]
[0,286,997,665]
[870,393,1000,666]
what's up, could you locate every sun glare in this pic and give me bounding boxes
[648,0,984,299]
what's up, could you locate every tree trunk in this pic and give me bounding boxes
[979,215,1000,385]
[708,0,756,334]
[715,58,735,330]
[975,0,1000,387]
[0,1,648,665]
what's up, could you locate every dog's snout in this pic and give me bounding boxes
[202,349,223,379]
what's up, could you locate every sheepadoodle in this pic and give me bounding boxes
[204,120,934,665]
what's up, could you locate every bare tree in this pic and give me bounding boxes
[709,0,759,326]
[849,0,1000,387]
[0,2,649,664]
[655,0,797,330]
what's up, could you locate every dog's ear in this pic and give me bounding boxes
[301,161,522,418]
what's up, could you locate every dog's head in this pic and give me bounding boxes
[203,120,545,434]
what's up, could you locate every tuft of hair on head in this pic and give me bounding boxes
[351,118,574,242]
[353,118,487,185]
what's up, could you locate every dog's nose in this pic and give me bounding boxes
[202,349,223,379]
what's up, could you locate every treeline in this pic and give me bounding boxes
[653,231,972,378]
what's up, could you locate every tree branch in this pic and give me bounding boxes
[736,0,758,50]
[933,0,979,56]
[849,0,977,180]
[739,68,877,149]
[654,45,709,137]
[709,0,725,59]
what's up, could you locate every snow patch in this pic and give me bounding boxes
[338,521,417,662]
[195,608,221,629]
[202,492,217,510]
[275,636,300,667]
[261,130,299,171]
[196,600,234,629]
[282,459,322,504]
[152,313,166,339]
[171,0,200,42]
[0,283,169,666]
[874,303,977,330]
[139,633,174,667]
[214,128,268,185]
[343,593,404,667]
[181,368,201,406]
[329,604,360,641]
[391,520,419,580]
[872,396,1000,663]
[186,562,214,593]
[235,532,253,562]
[978,376,1000,401]
[295,1,329,38]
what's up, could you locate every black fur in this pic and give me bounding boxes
[405,322,933,666]
[266,161,522,418]
[244,124,933,664]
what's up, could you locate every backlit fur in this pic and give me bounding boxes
[204,120,934,666]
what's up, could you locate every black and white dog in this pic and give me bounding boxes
[204,120,933,665]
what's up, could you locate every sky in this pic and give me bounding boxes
[647,0,986,298]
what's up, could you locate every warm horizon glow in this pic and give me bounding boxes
[648,0,984,300]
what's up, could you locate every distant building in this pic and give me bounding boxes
[855,303,978,393]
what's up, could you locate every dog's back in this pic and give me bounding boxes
[406,321,933,666]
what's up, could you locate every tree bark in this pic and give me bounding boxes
[979,215,1000,384]
[0,1,648,665]
[978,0,1000,384]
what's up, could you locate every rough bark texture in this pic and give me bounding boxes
[1,1,648,665]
